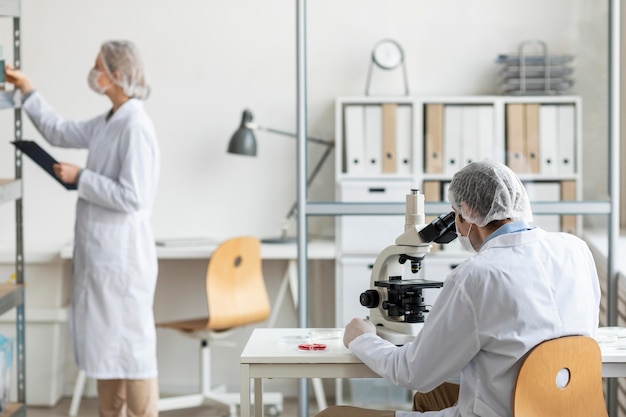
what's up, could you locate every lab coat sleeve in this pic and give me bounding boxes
[22,91,95,149]
[349,274,480,393]
[78,121,157,213]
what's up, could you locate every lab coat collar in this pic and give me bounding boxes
[480,225,545,251]
[481,220,534,248]
[107,98,142,122]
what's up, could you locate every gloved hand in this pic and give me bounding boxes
[343,318,376,348]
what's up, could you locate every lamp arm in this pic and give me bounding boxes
[253,125,334,147]
[281,142,334,236]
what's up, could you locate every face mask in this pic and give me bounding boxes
[87,68,110,95]
[457,223,476,254]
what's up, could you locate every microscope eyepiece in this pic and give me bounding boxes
[418,211,457,244]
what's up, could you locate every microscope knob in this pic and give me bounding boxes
[360,290,380,308]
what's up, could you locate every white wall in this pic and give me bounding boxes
[0,0,611,402]
[0,0,611,248]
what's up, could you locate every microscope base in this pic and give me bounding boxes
[376,324,422,346]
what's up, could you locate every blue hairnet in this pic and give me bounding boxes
[448,160,533,227]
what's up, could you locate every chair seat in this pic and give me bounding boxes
[156,318,211,332]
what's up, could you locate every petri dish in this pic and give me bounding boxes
[309,328,342,341]
[279,335,311,344]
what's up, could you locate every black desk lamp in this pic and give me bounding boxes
[227,109,334,243]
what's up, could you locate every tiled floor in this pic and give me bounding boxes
[26,396,316,417]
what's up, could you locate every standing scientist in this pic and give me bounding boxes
[6,40,160,417]
[317,160,600,417]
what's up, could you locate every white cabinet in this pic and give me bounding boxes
[335,177,415,326]
[336,179,410,255]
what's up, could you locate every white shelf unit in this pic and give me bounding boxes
[0,1,26,415]
[334,95,584,329]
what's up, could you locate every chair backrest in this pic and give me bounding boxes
[512,335,608,417]
[205,236,270,330]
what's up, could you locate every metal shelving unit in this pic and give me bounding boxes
[0,0,26,415]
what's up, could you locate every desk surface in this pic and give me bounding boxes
[60,239,336,260]
[241,328,626,371]
[241,328,356,365]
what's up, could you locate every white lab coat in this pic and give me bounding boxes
[23,92,160,379]
[349,227,600,417]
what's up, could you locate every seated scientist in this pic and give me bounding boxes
[317,160,601,417]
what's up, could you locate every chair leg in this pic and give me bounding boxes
[201,339,212,396]
[158,337,284,416]
[69,369,87,417]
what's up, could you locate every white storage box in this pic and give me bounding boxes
[0,307,68,406]
[337,179,413,254]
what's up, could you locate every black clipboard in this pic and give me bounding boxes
[11,140,77,190]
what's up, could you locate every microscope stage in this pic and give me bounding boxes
[374,279,444,289]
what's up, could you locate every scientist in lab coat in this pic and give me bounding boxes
[318,160,600,417]
[6,40,160,417]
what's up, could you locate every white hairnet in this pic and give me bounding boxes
[100,40,150,99]
[448,160,533,227]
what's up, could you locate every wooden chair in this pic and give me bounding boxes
[512,335,608,417]
[157,236,283,417]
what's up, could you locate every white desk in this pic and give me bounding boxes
[240,328,626,417]
[60,239,335,260]
[61,240,336,416]
[60,239,335,328]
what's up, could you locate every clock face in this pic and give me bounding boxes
[373,40,403,70]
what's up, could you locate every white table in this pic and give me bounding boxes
[240,328,626,417]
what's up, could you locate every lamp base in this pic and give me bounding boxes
[261,236,297,244]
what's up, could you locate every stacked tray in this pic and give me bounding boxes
[496,41,574,95]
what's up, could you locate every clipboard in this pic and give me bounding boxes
[11,140,77,190]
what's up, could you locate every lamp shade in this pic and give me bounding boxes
[227,109,257,156]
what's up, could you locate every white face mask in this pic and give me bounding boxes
[457,223,476,254]
[87,68,110,95]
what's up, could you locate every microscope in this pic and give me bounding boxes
[359,189,457,345]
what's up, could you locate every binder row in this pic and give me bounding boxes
[425,104,497,175]
[344,104,412,175]
[345,102,576,177]
[506,103,575,175]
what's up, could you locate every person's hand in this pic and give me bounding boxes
[343,318,376,348]
[53,163,81,184]
[5,64,34,94]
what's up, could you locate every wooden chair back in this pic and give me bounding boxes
[205,236,270,330]
[512,335,608,417]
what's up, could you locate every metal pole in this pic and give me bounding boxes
[13,15,26,406]
[608,0,620,330]
[296,0,310,416]
[607,0,620,415]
